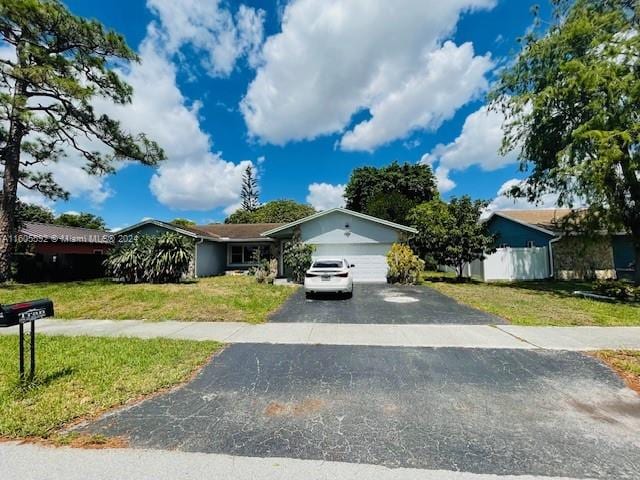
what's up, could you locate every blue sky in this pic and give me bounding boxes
[27,0,555,229]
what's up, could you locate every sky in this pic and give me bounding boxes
[16,0,560,229]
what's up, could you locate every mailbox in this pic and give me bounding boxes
[0,298,54,381]
[0,299,54,327]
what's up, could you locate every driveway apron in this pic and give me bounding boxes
[81,344,640,480]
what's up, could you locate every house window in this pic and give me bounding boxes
[229,244,271,265]
[231,245,243,264]
[526,240,535,248]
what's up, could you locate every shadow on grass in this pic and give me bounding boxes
[10,367,74,394]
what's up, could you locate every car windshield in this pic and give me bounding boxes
[312,260,344,268]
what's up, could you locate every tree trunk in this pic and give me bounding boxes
[634,237,640,286]
[0,77,27,282]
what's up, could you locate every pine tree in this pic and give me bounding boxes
[240,165,259,212]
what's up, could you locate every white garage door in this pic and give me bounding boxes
[312,243,391,283]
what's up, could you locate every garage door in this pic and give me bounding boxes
[312,243,391,283]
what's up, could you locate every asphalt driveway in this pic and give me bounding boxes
[269,283,503,324]
[82,344,640,479]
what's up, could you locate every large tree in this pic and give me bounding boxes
[490,0,640,283]
[225,199,316,224]
[240,164,259,212]
[409,196,495,279]
[344,161,438,224]
[0,0,164,280]
[55,212,105,230]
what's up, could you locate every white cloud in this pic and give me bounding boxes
[340,42,492,151]
[483,178,562,218]
[241,0,496,148]
[306,183,345,211]
[146,0,265,77]
[421,105,519,192]
[5,1,265,211]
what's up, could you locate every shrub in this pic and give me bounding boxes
[105,233,193,284]
[283,230,314,283]
[594,280,640,301]
[145,233,194,283]
[386,243,425,285]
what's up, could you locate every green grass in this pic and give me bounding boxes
[0,276,296,323]
[0,335,221,438]
[423,272,640,326]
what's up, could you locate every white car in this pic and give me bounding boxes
[304,258,354,298]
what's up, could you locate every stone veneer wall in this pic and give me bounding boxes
[552,235,616,280]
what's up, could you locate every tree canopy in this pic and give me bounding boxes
[0,0,165,280]
[490,0,640,282]
[171,218,196,228]
[225,199,316,224]
[344,161,438,224]
[55,212,105,230]
[408,196,495,278]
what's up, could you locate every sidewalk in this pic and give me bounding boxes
[0,442,592,480]
[2,318,640,350]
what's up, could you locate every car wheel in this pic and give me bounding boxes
[305,292,312,300]
[345,290,353,299]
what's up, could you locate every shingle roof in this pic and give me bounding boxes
[21,222,114,244]
[195,223,285,240]
[496,209,573,232]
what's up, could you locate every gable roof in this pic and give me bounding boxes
[485,209,574,236]
[115,219,220,240]
[21,222,114,244]
[261,208,418,237]
[195,223,285,240]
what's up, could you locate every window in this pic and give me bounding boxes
[229,244,271,265]
[526,240,535,248]
[231,245,243,264]
[312,260,344,268]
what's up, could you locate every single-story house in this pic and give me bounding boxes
[15,222,114,281]
[477,209,635,281]
[117,208,417,283]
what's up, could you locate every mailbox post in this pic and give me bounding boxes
[0,299,54,381]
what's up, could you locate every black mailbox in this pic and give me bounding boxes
[0,298,54,381]
[0,299,54,327]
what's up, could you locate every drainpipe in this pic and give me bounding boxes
[548,236,561,280]
[194,238,204,278]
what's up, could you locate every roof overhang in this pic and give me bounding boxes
[261,207,418,237]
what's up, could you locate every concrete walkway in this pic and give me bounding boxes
[0,442,594,480]
[2,318,640,350]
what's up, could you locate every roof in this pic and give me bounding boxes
[485,209,575,236]
[195,223,285,240]
[21,222,114,244]
[115,219,220,240]
[261,208,418,237]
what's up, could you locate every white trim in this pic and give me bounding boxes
[484,211,559,236]
[260,208,418,237]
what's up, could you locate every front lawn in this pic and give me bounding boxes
[593,350,640,394]
[0,335,221,438]
[0,276,296,323]
[424,274,640,326]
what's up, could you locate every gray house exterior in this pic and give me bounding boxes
[117,208,417,283]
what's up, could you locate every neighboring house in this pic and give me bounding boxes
[117,208,417,283]
[477,209,635,281]
[15,222,114,282]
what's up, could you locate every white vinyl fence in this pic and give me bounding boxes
[464,247,550,282]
